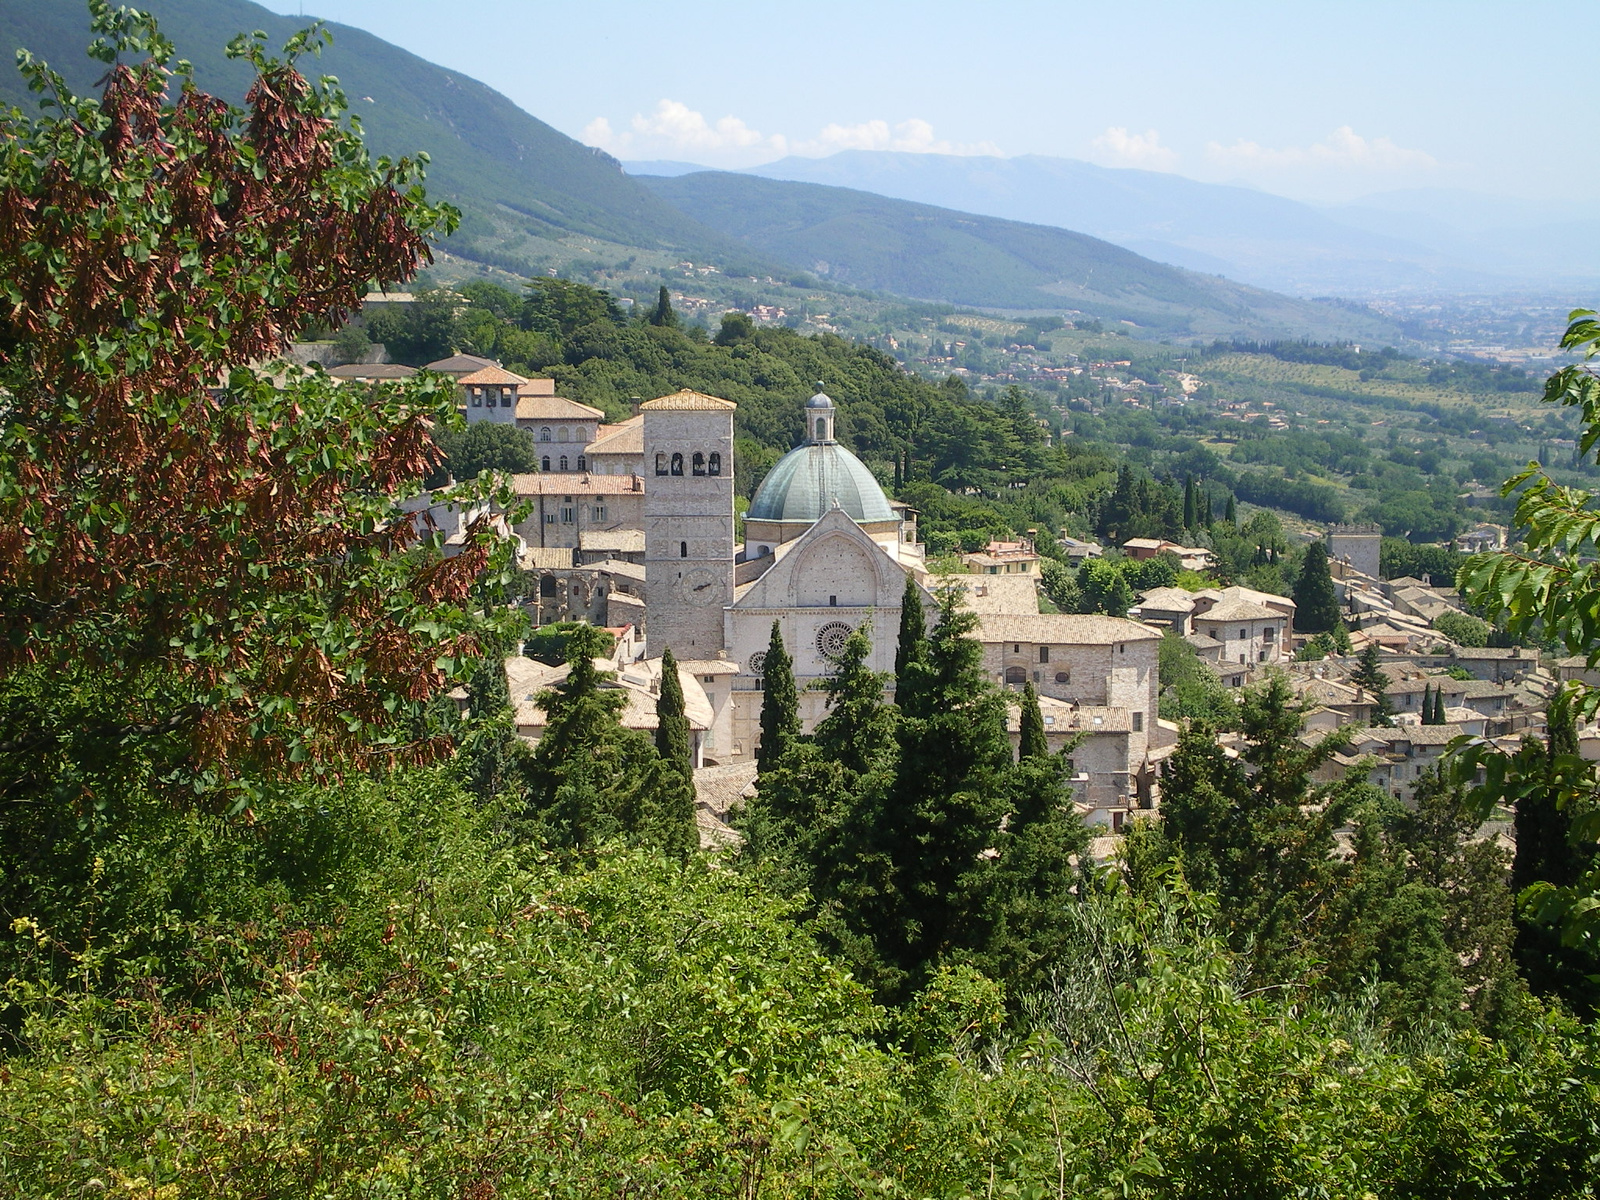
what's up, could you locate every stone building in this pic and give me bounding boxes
[1327,523,1382,580]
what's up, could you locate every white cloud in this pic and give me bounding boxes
[581,102,998,164]
[1206,125,1437,171]
[790,117,1001,157]
[1089,126,1179,171]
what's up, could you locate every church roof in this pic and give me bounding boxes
[747,442,895,524]
[640,389,737,411]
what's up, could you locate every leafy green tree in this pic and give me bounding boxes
[1039,557,1082,614]
[714,311,755,345]
[1157,630,1236,726]
[1432,609,1492,647]
[654,647,694,781]
[364,287,463,365]
[331,321,371,364]
[1351,643,1395,725]
[437,420,540,481]
[1293,541,1342,634]
[1077,558,1135,617]
[463,646,516,801]
[757,621,799,773]
[525,621,615,665]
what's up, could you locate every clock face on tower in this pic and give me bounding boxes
[675,567,722,605]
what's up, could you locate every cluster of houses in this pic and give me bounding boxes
[348,353,1569,847]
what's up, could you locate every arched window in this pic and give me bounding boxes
[671,452,684,476]
[539,426,552,442]
[707,452,721,476]
[655,452,667,476]
[815,417,826,441]
[577,455,587,471]
[557,426,570,443]
[539,575,556,598]
[1004,666,1027,686]
[579,427,592,443]
[541,456,551,472]
[559,455,569,471]
[680,541,688,558]
[692,451,706,476]
[503,387,515,408]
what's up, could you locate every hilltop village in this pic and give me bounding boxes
[342,350,1569,848]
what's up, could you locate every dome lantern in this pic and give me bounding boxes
[805,382,835,445]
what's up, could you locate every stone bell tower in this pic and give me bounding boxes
[642,389,736,658]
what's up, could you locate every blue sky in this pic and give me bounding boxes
[259,0,1583,205]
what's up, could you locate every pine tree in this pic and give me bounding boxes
[1294,541,1342,634]
[894,573,928,691]
[649,284,679,327]
[1420,683,1434,726]
[1351,643,1394,725]
[1183,474,1196,530]
[1018,682,1049,760]
[654,647,693,780]
[1512,688,1597,1016]
[757,621,799,773]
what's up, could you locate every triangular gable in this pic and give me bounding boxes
[732,507,928,613]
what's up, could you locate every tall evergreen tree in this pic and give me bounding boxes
[1432,686,1448,726]
[649,284,679,328]
[1201,490,1214,527]
[894,574,927,692]
[1351,643,1394,725]
[757,621,799,774]
[463,642,515,802]
[654,647,693,780]
[1420,683,1434,726]
[1018,682,1049,761]
[1294,541,1342,635]
[1183,474,1196,530]
[1225,494,1237,525]
[1512,688,1597,1016]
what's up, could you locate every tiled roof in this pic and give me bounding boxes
[976,613,1162,646]
[457,365,530,386]
[954,575,1040,615]
[328,363,417,380]
[1196,599,1282,622]
[423,353,498,375]
[579,529,646,553]
[639,388,737,411]
[520,547,576,570]
[588,417,644,454]
[510,474,643,495]
[516,394,605,421]
[1137,586,1200,612]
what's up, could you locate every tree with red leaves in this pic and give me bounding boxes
[0,1,514,812]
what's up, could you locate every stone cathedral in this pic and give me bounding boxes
[642,387,931,761]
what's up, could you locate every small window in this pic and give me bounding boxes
[655,452,667,476]
[543,513,556,525]
[1013,644,1021,654]
[1032,670,1041,682]
[559,456,569,471]
[671,453,684,476]
[577,456,586,471]
[558,426,570,443]
[1238,628,1247,640]
[469,388,482,408]
[560,506,574,523]
[1132,712,1144,732]
[592,505,606,521]
[1263,626,1276,641]
[829,595,837,607]
[680,541,688,558]
[1259,650,1268,662]
[541,456,551,472]
[539,427,552,442]
[1039,646,1050,663]
[1055,671,1070,684]
[692,451,706,476]
[708,452,721,476]
[504,387,516,407]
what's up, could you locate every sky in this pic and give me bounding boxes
[258,0,1586,206]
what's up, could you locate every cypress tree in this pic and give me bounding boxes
[1293,541,1341,634]
[1183,474,1196,530]
[894,573,928,694]
[1432,686,1447,726]
[1225,494,1237,525]
[1202,490,1214,527]
[649,284,679,327]
[757,621,799,773]
[654,647,693,779]
[1420,683,1433,726]
[1018,681,1049,760]
[463,643,514,801]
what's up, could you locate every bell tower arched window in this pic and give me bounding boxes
[816,417,826,441]
[671,453,684,476]
[680,541,688,558]
[692,451,705,476]
[707,452,721,476]
[655,452,667,476]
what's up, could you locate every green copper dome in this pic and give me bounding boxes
[747,441,896,524]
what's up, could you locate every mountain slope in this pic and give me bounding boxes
[638,171,1401,341]
[0,0,767,271]
[735,151,1494,294]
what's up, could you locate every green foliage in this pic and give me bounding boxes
[1158,630,1237,726]
[1018,682,1049,760]
[1352,642,1395,724]
[437,418,540,481]
[1433,608,1493,647]
[1293,540,1342,634]
[524,620,614,665]
[757,621,799,773]
[1382,537,1463,584]
[653,646,694,781]
[1077,557,1136,617]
